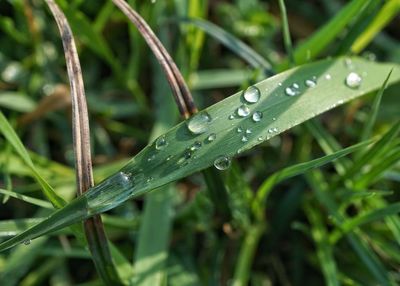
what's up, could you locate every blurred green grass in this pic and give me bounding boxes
[0,0,399,285]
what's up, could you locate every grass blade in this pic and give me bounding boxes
[0,57,399,251]
[0,188,53,209]
[360,70,392,141]
[44,1,122,284]
[181,18,272,72]
[351,0,400,53]
[278,0,294,66]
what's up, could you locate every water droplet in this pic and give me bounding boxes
[237,105,250,117]
[258,136,263,141]
[166,155,173,161]
[119,171,132,182]
[268,129,274,134]
[245,129,252,134]
[146,177,154,183]
[252,111,263,122]
[278,82,282,87]
[273,127,278,132]
[155,135,168,150]
[344,58,354,69]
[305,79,317,88]
[147,154,155,162]
[338,99,344,105]
[345,72,362,89]
[214,156,231,170]
[23,240,31,245]
[325,74,332,80]
[229,114,235,120]
[241,136,248,142]
[284,83,301,97]
[190,141,202,151]
[207,133,216,142]
[243,86,261,103]
[187,111,212,134]
[272,117,276,121]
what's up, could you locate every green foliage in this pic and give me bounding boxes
[0,0,399,285]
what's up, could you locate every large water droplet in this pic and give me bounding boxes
[155,135,168,150]
[243,86,260,103]
[237,105,250,117]
[214,156,231,170]
[252,111,263,122]
[207,133,216,142]
[187,111,212,134]
[345,72,362,89]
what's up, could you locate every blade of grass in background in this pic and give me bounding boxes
[278,0,294,66]
[0,57,399,251]
[351,0,400,54]
[182,18,272,73]
[132,6,177,283]
[278,0,371,70]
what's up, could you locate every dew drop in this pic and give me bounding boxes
[146,177,154,183]
[214,156,231,170]
[237,105,250,117]
[278,82,282,87]
[187,111,212,134]
[237,127,243,133]
[272,117,276,121]
[147,154,155,162]
[229,114,235,120]
[273,127,278,132]
[268,129,274,134]
[190,141,202,151]
[207,133,216,142]
[258,136,263,141]
[245,129,252,134]
[23,240,31,245]
[252,111,263,122]
[325,74,332,80]
[284,83,301,97]
[305,79,317,88]
[166,155,173,161]
[241,136,248,142]
[155,135,168,150]
[345,72,362,89]
[243,86,261,103]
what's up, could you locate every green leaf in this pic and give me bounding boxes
[1,57,400,251]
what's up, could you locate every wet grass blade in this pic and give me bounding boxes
[0,57,399,251]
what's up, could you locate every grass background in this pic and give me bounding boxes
[0,0,400,285]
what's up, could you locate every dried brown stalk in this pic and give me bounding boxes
[112,0,197,118]
[44,0,121,284]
